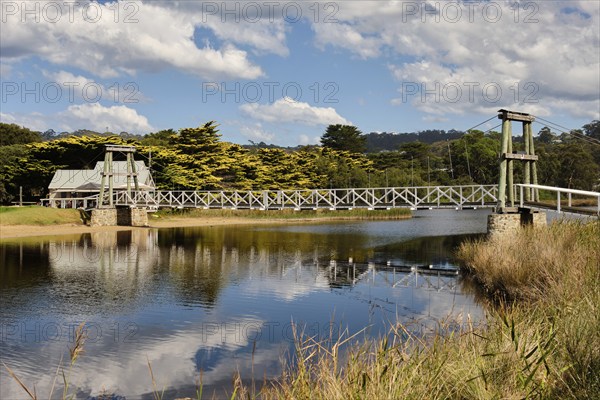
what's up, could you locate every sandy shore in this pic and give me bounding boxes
[0,216,356,239]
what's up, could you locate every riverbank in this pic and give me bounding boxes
[0,206,411,239]
[234,220,599,399]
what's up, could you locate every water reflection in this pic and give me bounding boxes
[1,210,489,398]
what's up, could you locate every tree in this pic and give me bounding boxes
[0,145,28,203]
[170,121,221,153]
[555,143,598,190]
[141,129,177,147]
[0,123,42,146]
[320,124,366,153]
[537,127,557,144]
[583,120,600,140]
[449,131,500,184]
[399,141,430,163]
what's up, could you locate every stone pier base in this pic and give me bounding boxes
[487,209,546,237]
[129,207,148,227]
[90,208,117,226]
[116,206,148,227]
[90,207,148,227]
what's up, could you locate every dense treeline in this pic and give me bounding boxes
[0,120,598,204]
[365,129,464,152]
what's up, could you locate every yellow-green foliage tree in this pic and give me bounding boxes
[315,148,374,188]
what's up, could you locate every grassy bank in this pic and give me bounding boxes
[155,207,412,221]
[234,221,599,399]
[0,206,83,226]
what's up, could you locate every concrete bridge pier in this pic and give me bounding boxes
[487,208,546,237]
[90,207,148,227]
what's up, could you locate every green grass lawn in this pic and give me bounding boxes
[0,206,83,226]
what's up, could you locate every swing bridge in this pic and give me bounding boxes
[41,109,600,217]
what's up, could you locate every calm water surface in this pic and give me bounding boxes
[1,209,490,398]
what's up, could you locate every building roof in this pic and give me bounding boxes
[48,161,155,191]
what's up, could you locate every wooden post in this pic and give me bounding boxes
[130,154,139,191]
[507,128,514,207]
[19,186,23,207]
[497,119,510,210]
[126,152,132,199]
[98,152,110,207]
[108,151,114,207]
[524,122,531,201]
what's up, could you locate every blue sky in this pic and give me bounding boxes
[1,1,599,146]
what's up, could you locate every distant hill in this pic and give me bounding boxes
[41,129,143,141]
[365,130,464,152]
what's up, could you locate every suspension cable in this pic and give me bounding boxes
[534,116,600,146]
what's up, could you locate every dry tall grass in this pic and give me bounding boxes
[459,221,599,302]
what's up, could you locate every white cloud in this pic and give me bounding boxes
[298,134,321,145]
[61,103,153,133]
[0,112,17,124]
[0,111,47,131]
[312,23,381,59]
[1,1,264,79]
[39,69,149,104]
[239,123,275,142]
[1,103,154,134]
[201,14,289,57]
[0,63,12,78]
[240,97,350,126]
[311,1,600,119]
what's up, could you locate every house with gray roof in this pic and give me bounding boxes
[48,161,155,204]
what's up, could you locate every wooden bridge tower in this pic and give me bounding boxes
[98,144,140,207]
[90,144,147,227]
[489,109,545,236]
[496,109,539,212]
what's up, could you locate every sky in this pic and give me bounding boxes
[1,0,599,146]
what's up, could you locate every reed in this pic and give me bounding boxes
[3,322,88,400]
[245,221,600,399]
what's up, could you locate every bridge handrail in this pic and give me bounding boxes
[141,185,496,193]
[516,184,600,198]
[516,183,600,215]
[41,194,99,208]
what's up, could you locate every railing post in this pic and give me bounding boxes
[519,185,523,208]
[557,191,561,213]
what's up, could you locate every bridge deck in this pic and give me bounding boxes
[41,184,599,216]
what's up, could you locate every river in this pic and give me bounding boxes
[1,209,491,398]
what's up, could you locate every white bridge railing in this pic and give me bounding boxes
[111,185,499,210]
[40,184,599,216]
[518,184,600,216]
